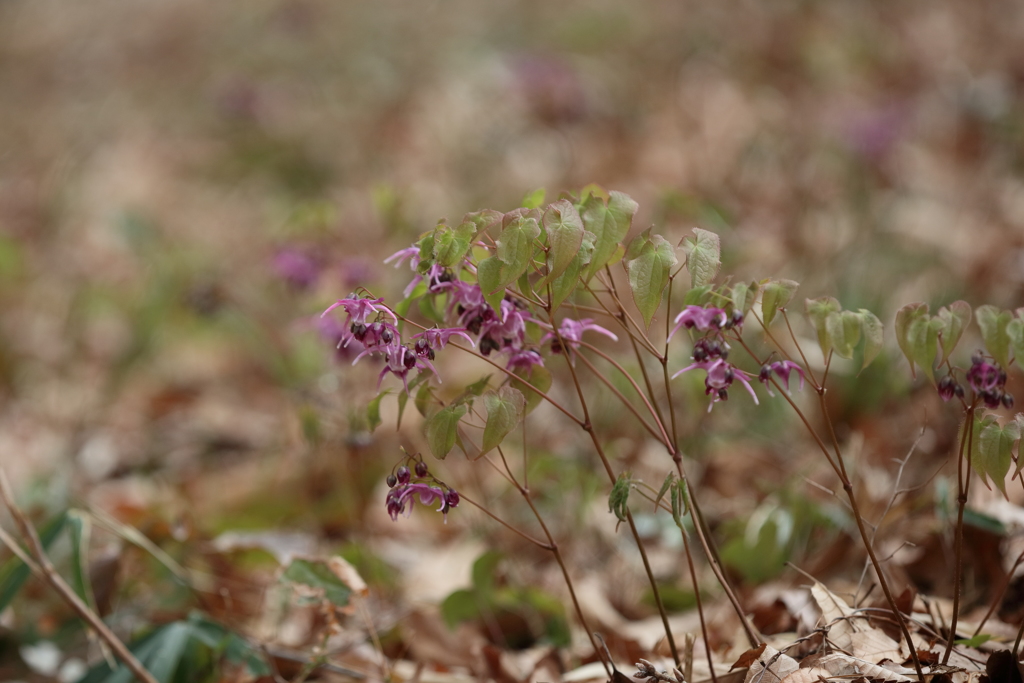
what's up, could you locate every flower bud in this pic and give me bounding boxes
[397,466,411,485]
[386,474,397,488]
[445,489,460,508]
[415,461,428,478]
[1002,393,1015,409]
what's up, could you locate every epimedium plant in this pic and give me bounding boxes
[323,185,1024,679]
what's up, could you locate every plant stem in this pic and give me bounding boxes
[0,470,159,683]
[943,406,976,664]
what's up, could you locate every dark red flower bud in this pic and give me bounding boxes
[1002,393,1015,409]
[415,461,428,477]
[445,489,460,508]
[386,474,397,488]
[397,466,410,485]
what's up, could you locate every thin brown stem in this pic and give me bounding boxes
[0,470,159,683]
[676,514,718,683]
[574,350,668,446]
[459,494,552,549]
[944,406,977,664]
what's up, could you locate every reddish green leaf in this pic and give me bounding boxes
[626,232,677,327]
[936,301,971,365]
[580,191,637,282]
[543,199,585,281]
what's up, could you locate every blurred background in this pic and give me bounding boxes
[2,0,1024,680]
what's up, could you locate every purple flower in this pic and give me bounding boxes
[412,327,476,349]
[544,318,618,351]
[386,482,459,523]
[673,358,758,412]
[966,358,1003,393]
[383,246,420,270]
[373,344,439,392]
[669,306,728,340]
[507,348,545,373]
[273,248,321,289]
[322,295,397,327]
[758,360,806,397]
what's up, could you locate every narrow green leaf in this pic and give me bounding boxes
[626,234,677,327]
[397,390,409,428]
[522,187,546,209]
[608,472,632,523]
[857,309,884,372]
[480,386,526,455]
[477,256,505,313]
[0,511,67,613]
[805,297,842,359]
[425,404,467,459]
[283,558,352,607]
[936,301,971,365]
[496,215,541,287]
[760,279,798,326]
[671,480,690,527]
[955,634,993,648]
[895,302,929,378]
[682,228,721,288]
[976,305,1013,368]
[543,199,585,281]
[654,473,675,511]
[366,390,391,433]
[580,191,638,282]
[67,510,97,611]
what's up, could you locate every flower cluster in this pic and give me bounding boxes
[543,317,617,356]
[322,294,448,391]
[385,461,460,523]
[671,306,807,411]
[939,354,1014,408]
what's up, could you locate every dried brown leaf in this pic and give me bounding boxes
[743,644,799,683]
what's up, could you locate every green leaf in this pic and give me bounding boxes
[608,472,632,523]
[682,228,721,288]
[972,416,1018,498]
[955,634,993,648]
[548,250,583,311]
[396,390,409,428]
[825,310,860,360]
[908,314,940,382]
[976,305,1013,369]
[731,281,760,316]
[511,364,552,414]
[580,191,638,282]
[626,233,677,327]
[522,187,546,209]
[936,301,971,365]
[477,256,505,313]
[414,382,434,418]
[805,297,842,359]
[895,303,929,378]
[425,404,467,459]
[760,279,798,326]
[67,510,98,612]
[496,214,542,287]
[366,390,391,433]
[857,309,884,372]
[454,374,492,404]
[283,558,353,607]
[0,511,67,613]
[654,473,675,511]
[462,209,503,236]
[433,221,476,267]
[440,588,479,628]
[682,284,713,307]
[480,386,526,455]
[671,479,690,528]
[471,550,504,595]
[1008,317,1024,368]
[543,199,585,281]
